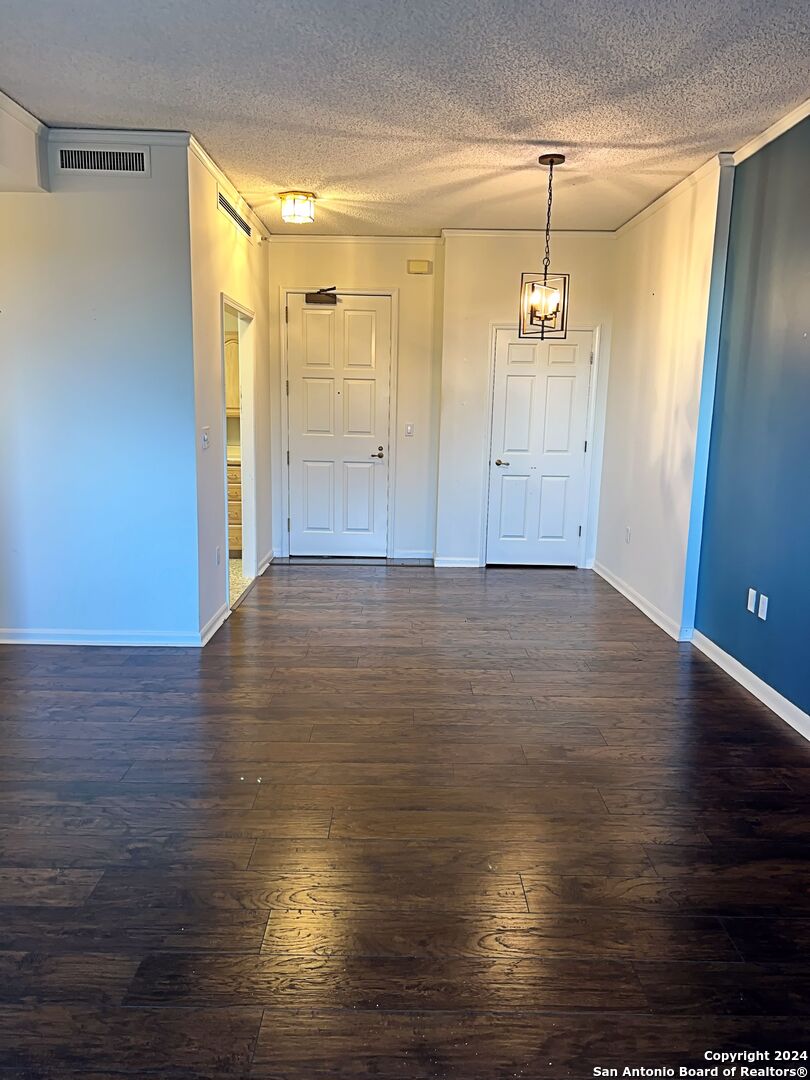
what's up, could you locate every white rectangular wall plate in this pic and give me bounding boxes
[758,594,769,620]
[747,588,757,613]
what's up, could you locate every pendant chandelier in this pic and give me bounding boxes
[518,153,569,340]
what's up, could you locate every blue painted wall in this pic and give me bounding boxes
[695,117,810,712]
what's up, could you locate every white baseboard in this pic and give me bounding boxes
[200,603,230,647]
[593,561,689,641]
[258,550,274,575]
[391,550,434,560]
[433,556,483,568]
[692,631,810,744]
[0,627,205,647]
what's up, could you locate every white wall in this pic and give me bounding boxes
[187,145,272,630]
[0,135,201,643]
[267,237,444,558]
[0,91,47,192]
[435,231,614,565]
[594,157,728,638]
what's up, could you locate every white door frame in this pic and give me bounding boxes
[278,286,400,559]
[481,323,605,569]
[221,294,258,598]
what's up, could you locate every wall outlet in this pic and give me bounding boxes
[758,594,769,620]
[216,546,221,566]
[625,527,631,544]
[747,588,757,613]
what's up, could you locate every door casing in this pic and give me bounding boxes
[220,294,258,598]
[279,287,400,559]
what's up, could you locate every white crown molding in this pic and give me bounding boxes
[188,135,267,239]
[441,228,612,238]
[0,88,45,134]
[18,96,809,244]
[615,153,735,239]
[43,127,267,238]
[692,631,810,744]
[733,96,810,165]
[47,127,191,146]
[268,234,442,244]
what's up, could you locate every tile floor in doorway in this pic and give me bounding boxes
[228,558,252,605]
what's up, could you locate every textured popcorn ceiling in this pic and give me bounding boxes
[1,0,808,234]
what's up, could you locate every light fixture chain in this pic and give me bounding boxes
[543,162,554,286]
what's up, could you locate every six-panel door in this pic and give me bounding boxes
[287,293,392,555]
[486,328,593,565]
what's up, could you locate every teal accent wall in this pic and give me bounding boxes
[695,117,810,712]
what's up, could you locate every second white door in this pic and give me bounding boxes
[486,328,593,565]
[287,292,392,556]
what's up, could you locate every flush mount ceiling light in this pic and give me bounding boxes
[518,153,569,340]
[279,191,316,224]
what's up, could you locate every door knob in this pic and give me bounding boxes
[371,451,384,459]
[495,459,510,466]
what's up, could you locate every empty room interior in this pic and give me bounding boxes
[1,2,809,1076]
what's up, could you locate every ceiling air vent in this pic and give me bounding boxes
[58,147,149,174]
[218,190,252,240]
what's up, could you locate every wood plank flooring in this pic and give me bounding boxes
[0,565,808,1077]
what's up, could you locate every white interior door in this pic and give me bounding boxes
[486,328,592,565]
[287,293,392,556]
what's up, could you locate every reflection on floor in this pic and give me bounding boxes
[0,567,809,1073]
[228,558,252,605]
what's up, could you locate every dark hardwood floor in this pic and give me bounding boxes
[0,565,808,1078]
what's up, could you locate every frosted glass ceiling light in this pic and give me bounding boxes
[279,191,316,224]
[519,154,570,340]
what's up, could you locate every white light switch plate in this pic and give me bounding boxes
[747,588,757,613]
[758,594,768,620]
[405,423,414,437]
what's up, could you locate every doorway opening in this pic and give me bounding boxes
[222,300,257,608]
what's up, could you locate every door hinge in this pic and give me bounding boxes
[287,517,290,531]
[590,353,594,364]
[578,525,582,536]
[286,380,289,396]
[584,440,588,452]
[286,449,290,465]
[285,305,289,323]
